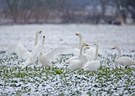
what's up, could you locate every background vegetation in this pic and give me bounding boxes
[0,0,135,24]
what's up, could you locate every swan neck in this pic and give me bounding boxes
[79,44,84,58]
[42,37,45,46]
[133,60,135,65]
[79,35,82,49]
[94,44,98,60]
[83,46,87,53]
[41,37,45,54]
[116,47,121,59]
[34,32,38,46]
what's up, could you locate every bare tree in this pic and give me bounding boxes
[100,0,109,22]
[5,0,20,23]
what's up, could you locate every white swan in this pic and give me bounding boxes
[83,43,101,71]
[76,32,99,61]
[75,32,83,49]
[39,36,51,67]
[84,44,96,61]
[65,44,89,64]
[67,43,88,71]
[73,32,84,56]
[22,31,42,60]
[112,46,135,66]
[21,31,42,69]
[8,31,42,60]
[31,31,44,61]
[34,31,42,46]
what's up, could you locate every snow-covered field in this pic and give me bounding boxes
[0,24,135,51]
[0,24,135,96]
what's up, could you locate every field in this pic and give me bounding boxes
[0,24,135,95]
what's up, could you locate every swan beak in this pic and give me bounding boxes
[86,44,89,47]
[39,31,42,34]
[43,36,45,38]
[111,47,116,49]
[75,33,80,36]
[86,46,90,49]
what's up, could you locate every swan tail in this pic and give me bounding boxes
[133,60,135,65]
[21,57,33,69]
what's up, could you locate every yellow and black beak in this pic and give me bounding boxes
[43,35,45,38]
[75,33,80,36]
[39,31,42,34]
[86,44,89,47]
[111,47,116,49]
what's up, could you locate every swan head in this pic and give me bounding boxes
[36,31,42,35]
[111,45,119,50]
[93,41,99,46]
[75,32,82,37]
[82,43,89,48]
[42,35,46,46]
[43,35,45,41]
[83,45,90,53]
[39,31,42,34]
[84,45,90,49]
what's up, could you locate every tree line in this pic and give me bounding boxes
[0,0,135,24]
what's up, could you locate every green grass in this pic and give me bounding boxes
[0,53,135,95]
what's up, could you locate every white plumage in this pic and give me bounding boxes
[115,57,135,66]
[83,43,101,71]
[67,43,88,71]
[21,56,34,69]
[21,31,42,69]
[83,60,100,71]
[84,47,96,61]
[39,36,51,67]
[112,46,135,66]
[14,42,31,60]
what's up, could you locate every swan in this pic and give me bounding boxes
[22,31,42,60]
[75,32,83,49]
[83,43,101,71]
[112,46,135,66]
[65,44,89,64]
[39,36,51,67]
[72,32,85,56]
[67,43,88,71]
[84,44,96,61]
[21,31,42,69]
[31,31,44,61]
[76,32,99,61]
[34,31,42,46]
[8,31,42,60]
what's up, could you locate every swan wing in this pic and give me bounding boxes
[116,57,134,66]
[8,42,30,59]
[31,43,43,60]
[67,59,82,71]
[85,48,96,61]
[83,60,100,71]
[46,48,79,61]
[21,57,33,69]
[21,51,31,60]
[65,56,78,64]
[39,54,51,67]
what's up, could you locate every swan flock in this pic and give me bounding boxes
[9,31,135,71]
